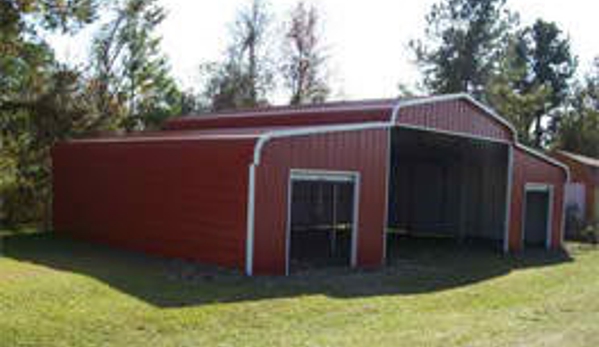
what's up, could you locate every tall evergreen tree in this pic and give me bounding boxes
[410,0,515,97]
[486,37,551,145]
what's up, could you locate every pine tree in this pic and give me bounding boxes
[410,0,516,97]
[515,20,577,146]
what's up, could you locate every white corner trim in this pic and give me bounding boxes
[245,164,256,276]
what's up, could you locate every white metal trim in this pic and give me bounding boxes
[521,183,554,250]
[526,183,553,192]
[290,169,358,182]
[285,169,361,275]
[245,164,256,276]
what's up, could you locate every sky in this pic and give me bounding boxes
[49,0,599,103]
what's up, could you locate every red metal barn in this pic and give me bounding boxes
[52,94,569,275]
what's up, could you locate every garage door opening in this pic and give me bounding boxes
[387,127,510,250]
[523,185,552,248]
[287,171,358,273]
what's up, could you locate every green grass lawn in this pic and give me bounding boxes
[1,232,599,347]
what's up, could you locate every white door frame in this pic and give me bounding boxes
[521,183,554,250]
[286,169,360,275]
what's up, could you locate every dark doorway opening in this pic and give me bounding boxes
[524,188,551,248]
[387,127,510,250]
[288,173,356,273]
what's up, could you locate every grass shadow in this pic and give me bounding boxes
[3,232,573,308]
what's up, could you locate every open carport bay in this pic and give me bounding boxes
[388,127,509,247]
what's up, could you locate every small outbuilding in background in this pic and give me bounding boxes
[552,150,599,230]
[52,94,569,276]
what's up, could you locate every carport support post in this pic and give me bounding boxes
[503,146,514,253]
[458,160,468,241]
[245,164,256,276]
[331,183,338,256]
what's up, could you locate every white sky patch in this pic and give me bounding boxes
[48,0,599,103]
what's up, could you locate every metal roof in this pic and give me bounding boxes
[176,98,403,120]
[556,150,599,168]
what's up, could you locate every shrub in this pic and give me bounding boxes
[581,224,599,245]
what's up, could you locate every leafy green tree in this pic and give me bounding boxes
[91,0,181,131]
[410,0,515,97]
[513,19,577,146]
[556,59,599,157]
[200,0,273,111]
[281,1,329,105]
[486,37,551,145]
[0,0,101,227]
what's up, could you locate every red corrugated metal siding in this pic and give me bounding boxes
[52,138,256,269]
[165,109,390,131]
[397,99,513,142]
[252,129,389,275]
[508,147,567,250]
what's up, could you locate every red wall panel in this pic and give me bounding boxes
[52,138,256,269]
[397,99,513,142]
[508,147,567,251]
[252,129,389,275]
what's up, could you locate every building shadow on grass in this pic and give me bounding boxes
[3,232,573,308]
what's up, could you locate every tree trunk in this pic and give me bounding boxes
[534,115,543,147]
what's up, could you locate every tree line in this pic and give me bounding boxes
[410,0,598,154]
[0,0,330,226]
[0,0,597,227]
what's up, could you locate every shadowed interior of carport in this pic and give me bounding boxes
[387,127,509,248]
